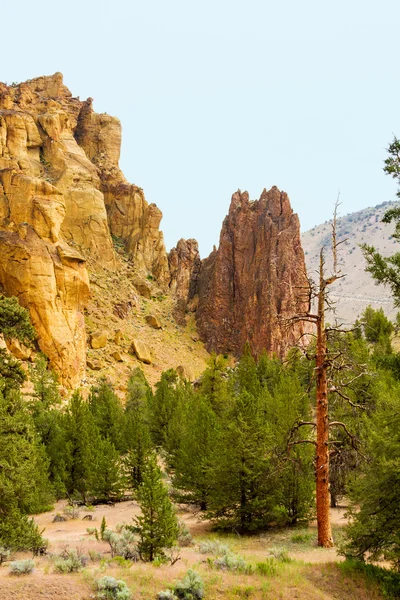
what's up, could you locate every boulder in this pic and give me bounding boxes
[133,279,152,299]
[113,329,123,345]
[111,350,124,362]
[145,314,162,329]
[90,330,108,349]
[130,339,151,364]
[86,358,102,370]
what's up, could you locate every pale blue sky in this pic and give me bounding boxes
[2,0,400,256]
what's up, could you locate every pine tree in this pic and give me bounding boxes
[173,394,220,510]
[93,438,124,500]
[198,354,228,414]
[134,453,179,561]
[63,392,100,501]
[88,378,125,451]
[208,387,277,532]
[0,387,50,550]
[344,377,400,570]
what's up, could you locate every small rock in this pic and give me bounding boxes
[114,329,123,345]
[53,514,66,523]
[133,279,151,299]
[111,351,124,362]
[87,358,102,370]
[130,339,152,364]
[145,314,162,329]
[90,330,108,349]
[191,335,199,342]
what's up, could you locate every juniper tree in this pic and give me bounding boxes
[88,378,125,451]
[344,377,400,570]
[0,386,50,550]
[134,453,179,561]
[172,394,220,510]
[124,370,152,490]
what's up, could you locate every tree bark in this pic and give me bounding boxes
[315,251,334,548]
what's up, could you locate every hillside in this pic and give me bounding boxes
[302,201,399,325]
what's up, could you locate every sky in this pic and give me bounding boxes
[2,0,400,257]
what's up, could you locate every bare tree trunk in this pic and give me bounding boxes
[315,251,334,548]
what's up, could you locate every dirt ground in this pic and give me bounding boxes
[0,501,361,600]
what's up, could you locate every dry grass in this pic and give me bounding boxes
[0,501,388,600]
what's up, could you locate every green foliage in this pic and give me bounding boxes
[172,394,219,510]
[211,552,253,574]
[361,136,400,305]
[89,378,125,451]
[198,353,228,414]
[198,540,230,555]
[343,381,400,570]
[360,306,394,343]
[134,453,179,561]
[0,349,26,391]
[256,559,279,576]
[148,369,184,450]
[339,559,400,599]
[177,520,193,547]
[96,576,132,600]
[101,516,107,540]
[102,528,139,560]
[9,559,35,575]
[54,548,87,572]
[123,370,152,490]
[0,387,51,551]
[174,570,204,600]
[0,295,36,346]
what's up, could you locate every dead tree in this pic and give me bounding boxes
[284,200,354,547]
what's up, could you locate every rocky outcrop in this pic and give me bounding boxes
[194,187,309,357]
[75,98,170,284]
[169,239,201,299]
[0,73,170,384]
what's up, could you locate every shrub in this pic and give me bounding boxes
[174,570,204,600]
[198,540,230,556]
[9,560,35,575]
[96,576,132,600]
[211,552,253,575]
[63,504,81,520]
[157,591,178,600]
[102,528,139,561]
[177,521,193,547]
[268,546,292,562]
[54,548,87,573]
[256,559,278,577]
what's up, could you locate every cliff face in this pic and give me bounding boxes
[194,187,309,357]
[0,73,169,385]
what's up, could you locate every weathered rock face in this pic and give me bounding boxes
[75,98,170,284]
[0,73,170,384]
[194,187,309,357]
[169,238,201,299]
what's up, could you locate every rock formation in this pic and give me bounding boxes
[169,238,201,300]
[193,187,309,357]
[0,73,170,385]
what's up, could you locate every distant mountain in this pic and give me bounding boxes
[301,202,399,325]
